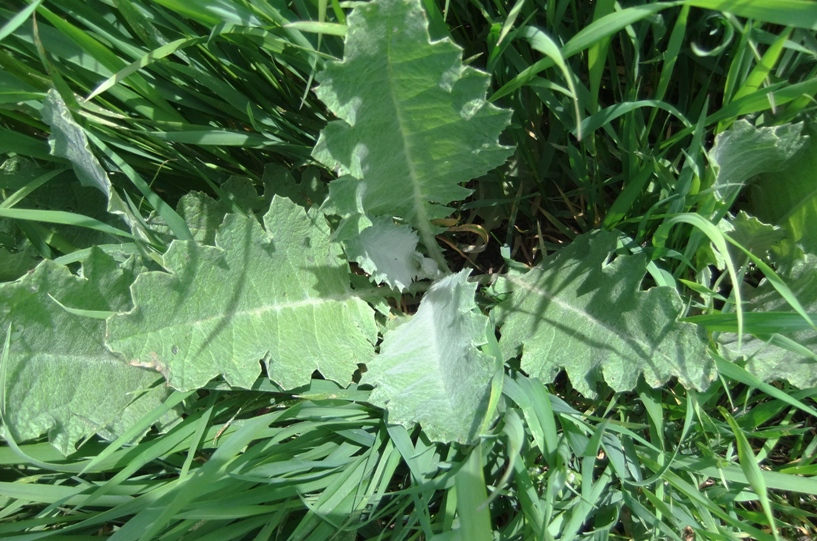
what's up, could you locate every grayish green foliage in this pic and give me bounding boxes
[176,171,327,246]
[175,177,263,246]
[723,211,787,257]
[491,231,712,397]
[344,217,439,291]
[176,190,232,246]
[3,0,812,464]
[107,197,377,391]
[749,123,817,263]
[719,255,817,388]
[320,175,374,242]
[218,176,268,214]
[362,270,493,443]
[312,0,513,253]
[712,119,806,203]
[0,245,39,282]
[41,89,137,233]
[0,250,166,455]
[263,164,328,209]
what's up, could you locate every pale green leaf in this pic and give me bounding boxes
[320,175,373,242]
[312,0,513,260]
[491,231,712,397]
[0,245,39,282]
[174,175,282,246]
[749,123,817,263]
[219,176,267,214]
[174,177,261,246]
[0,249,167,455]
[175,190,231,246]
[106,196,377,391]
[362,270,493,444]
[719,254,817,388]
[40,89,135,230]
[263,164,327,210]
[720,211,787,257]
[711,119,806,204]
[345,217,440,291]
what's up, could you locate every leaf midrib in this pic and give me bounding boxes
[112,289,366,340]
[384,22,447,270]
[505,273,676,364]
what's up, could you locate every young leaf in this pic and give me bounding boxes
[107,196,377,391]
[345,217,440,291]
[491,231,712,397]
[718,254,817,388]
[0,249,167,455]
[312,0,514,262]
[362,270,494,444]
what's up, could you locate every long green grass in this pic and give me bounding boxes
[1,0,816,539]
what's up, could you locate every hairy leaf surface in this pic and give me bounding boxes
[0,250,166,455]
[175,190,231,246]
[722,211,787,257]
[312,0,513,253]
[362,270,493,443]
[345,217,440,291]
[0,245,39,282]
[41,90,136,232]
[712,119,806,203]
[750,123,817,263]
[107,197,377,391]
[719,254,817,388]
[491,231,711,397]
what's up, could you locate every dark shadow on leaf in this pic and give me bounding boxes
[195,213,256,365]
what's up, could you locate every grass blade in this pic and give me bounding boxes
[0,0,44,43]
[721,407,781,541]
[455,443,492,541]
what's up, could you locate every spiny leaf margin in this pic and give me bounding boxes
[312,0,514,262]
[491,230,713,397]
[106,196,377,392]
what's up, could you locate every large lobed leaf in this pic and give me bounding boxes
[107,197,377,391]
[711,119,815,266]
[719,254,817,388]
[362,270,494,443]
[312,0,513,254]
[711,119,806,204]
[749,123,817,264]
[491,231,712,397]
[0,250,167,455]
